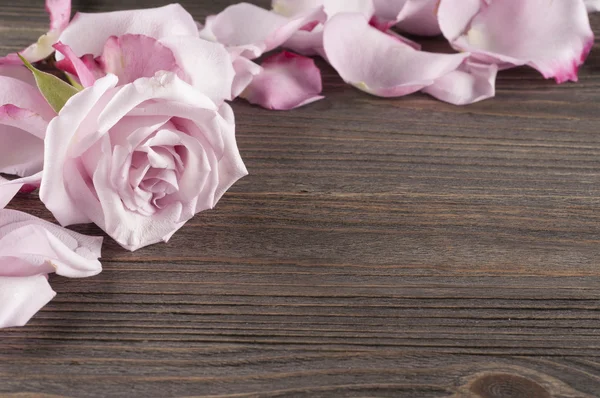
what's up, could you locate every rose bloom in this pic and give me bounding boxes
[40,72,247,251]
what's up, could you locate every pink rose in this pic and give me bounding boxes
[0,208,102,328]
[39,72,248,251]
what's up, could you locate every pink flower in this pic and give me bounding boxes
[437,0,594,83]
[0,0,71,64]
[55,4,235,104]
[0,65,55,178]
[0,207,102,328]
[39,72,248,251]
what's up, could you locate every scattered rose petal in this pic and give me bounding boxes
[231,55,263,98]
[241,51,323,110]
[585,0,600,12]
[323,13,467,97]
[422,60,498,105]
[0,208,103,328]
[200,2,326,59]
[438,0,594,83]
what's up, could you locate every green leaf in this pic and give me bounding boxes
[18,54,80,113]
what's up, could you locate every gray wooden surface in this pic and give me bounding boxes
[1,1,600,397]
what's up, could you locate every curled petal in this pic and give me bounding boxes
[422,60,498,105]
[242,51,324,110]
[323,13,467,97]
[200,2,326,59]
[438,0,594,83]
[57,4,198,59]
[231,55,263,98]
[54,42,98,87]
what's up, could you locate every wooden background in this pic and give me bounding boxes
[1,1,600,397]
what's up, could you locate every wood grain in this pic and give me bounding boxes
[1,1,600,397]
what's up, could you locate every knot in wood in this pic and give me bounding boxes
[469,374,551,398]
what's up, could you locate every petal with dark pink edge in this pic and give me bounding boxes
[57,4,198,59]
[422,60,497,105]
[199,2,326,59]
[99,34,181,85]
[323,13,467,97]
[242,51,323,110]
[438,0,594,83]
[0,275,55,328]
[54,42,97,87]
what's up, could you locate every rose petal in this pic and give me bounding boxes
[395,0,442,36]
[98,34,181,85]
[422,60,498,105]
[438,0,594,83]
[0,274,55,328]
[0,209,103,278]
[40,74,119,226]
[241,51,324,110]
[212,103,249,206]
[0,0,71,64]
[159,36,235,103]
[323,13,467,97]
[586,0,600,12]
[272,0,324,17]
[231,55,263,98]
[54,42,97,87]
[57,4,198,59]
[200,2,326,59]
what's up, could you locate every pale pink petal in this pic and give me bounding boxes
[54,42,97,87]
[40,74,119,226]
[0,209,103,278]
[282,27,325,57]
[231,55,263,98]
[57,4,198,59]
[585,0,600,12]
[0,208,103,328]
[422,60,497,105]
[0,275,55,328]
[212,103,249,205]
[272,0,324,17]
[159,36,235,103]
[395,0,442,36]
[323,13,467,97]
[199,2,326,59]
[0,106,46,176]
[0,173,42,209]
[99,34,181,85]
[0,66,54,177]
[323,0,375,19]
[0,0,71,64]
[438,0,594,83]
[242,51,323,110]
